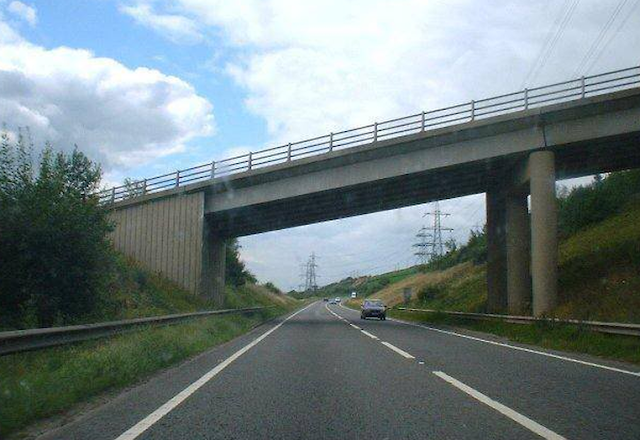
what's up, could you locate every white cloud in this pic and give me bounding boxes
[7,1,36,26]
[120,2,203,44]
[135,0,640,143]
[0,16,214,173]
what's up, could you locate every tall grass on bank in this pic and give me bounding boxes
[0,307,287,438]
[390,309,640,365]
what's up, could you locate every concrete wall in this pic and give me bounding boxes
[109,192,205,294]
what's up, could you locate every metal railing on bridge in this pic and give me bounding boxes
[97,66,640,205]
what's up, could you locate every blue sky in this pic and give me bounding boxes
[21,0,267,180]
[1,0,639,289]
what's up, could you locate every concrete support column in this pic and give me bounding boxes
[201,217,226,306]
[529,151,557,316]
[506,193,530,314]
[486,189,507,313]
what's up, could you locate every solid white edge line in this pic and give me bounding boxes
[336,303,638,377]
[380,341,415,359]
[350,324,361,330]
[114,301,317,440]
[360,330,379,340]
[391,317,640,377]
[433,371,566,440]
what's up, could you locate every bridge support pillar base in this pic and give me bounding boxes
[506,193,531,315]
[201,218,226,307]
[486,190,507,313]
[529,150,558,316]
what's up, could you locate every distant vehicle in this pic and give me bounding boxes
[361,299,387,320]
[329,299,337,304]
[323,298,329,302]
[351,292,357,299]
[335,297,341,303]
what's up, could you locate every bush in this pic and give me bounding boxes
[417,285,442,302]
[263,282,281,294]
[225,239,256,287]
[0,129,113,328]
[558,170,640,238]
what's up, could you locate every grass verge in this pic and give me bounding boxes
[0,303,295,438]
[389,309,640,365]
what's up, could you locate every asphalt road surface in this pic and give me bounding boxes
[40,301,640,440]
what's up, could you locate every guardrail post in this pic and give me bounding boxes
[210,161,216,179]
[175,170,180,187]
[373,122,378,142]
[111,187,115,204]
[524,88,529,109]
[287,143,292,161]
[580,76,586,98]
[248,152,253,170]
[142,179,147,195]
[329,132,334,152]
[470,100,475,121]
[421,111,425,131]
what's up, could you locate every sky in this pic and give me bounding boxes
[1,0,639,290]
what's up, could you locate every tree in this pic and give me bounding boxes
[225,239,256,287]
[0,128,113,328]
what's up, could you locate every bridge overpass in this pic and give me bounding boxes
[102,66,640,315]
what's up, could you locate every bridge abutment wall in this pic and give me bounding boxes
[108,191,225,305]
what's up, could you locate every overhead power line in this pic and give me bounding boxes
[521,0,581,88]
[582,0,640,74]
[574,0,630,76]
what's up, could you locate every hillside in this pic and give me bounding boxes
[316,266,419,299]
[344,201,640,323]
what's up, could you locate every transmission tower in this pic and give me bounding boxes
[303,252,319,293]
[423,201,453,259]
[412,226,432,265]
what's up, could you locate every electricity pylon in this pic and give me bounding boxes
[423,201,453,259]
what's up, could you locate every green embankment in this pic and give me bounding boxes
[0,259,299,438]
[345,202,640,365]
[354,201,640,322]
[316,266,419,299]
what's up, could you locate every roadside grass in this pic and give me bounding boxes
[92,255,219,322]
[0,300,296,438]
[389,309,640,365]
[556,201,640,323]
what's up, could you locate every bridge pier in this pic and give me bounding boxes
[529,151,557,316]
[486,150,557,316]
[506,193,531,314]
[486,189,507,313]
[201,217,226,306]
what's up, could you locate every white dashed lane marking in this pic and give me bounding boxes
[434,371,566,440]
[380,341,415,359]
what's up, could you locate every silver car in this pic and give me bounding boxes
[361,299,387,320]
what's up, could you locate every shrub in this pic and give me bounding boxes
[558,170,640,238]
[225,239,257,287]
[417,285,442,302]
[0,129,113,328]
[263,282,281,294]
